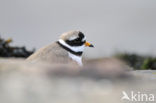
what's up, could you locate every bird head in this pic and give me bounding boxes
[59,30,94,48]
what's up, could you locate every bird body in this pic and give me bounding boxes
[26,31,93,66]
[27,42,73,64]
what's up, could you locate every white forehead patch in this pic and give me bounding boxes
[69,36,78,41]
[82,36,86,42]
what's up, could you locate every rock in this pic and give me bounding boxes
[0,58,155,103]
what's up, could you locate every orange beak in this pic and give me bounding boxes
[85,42,94,47]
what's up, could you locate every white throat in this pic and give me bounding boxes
[58,39,84,66]
[68,52,83,66]
[58,39,85,52]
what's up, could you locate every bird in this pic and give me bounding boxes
[26,30,94,66]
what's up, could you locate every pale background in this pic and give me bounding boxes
[0,0,156,58]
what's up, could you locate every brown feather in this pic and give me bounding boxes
[26,42,77,65]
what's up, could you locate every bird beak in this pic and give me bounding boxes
[85,42,94,47]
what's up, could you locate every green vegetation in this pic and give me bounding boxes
[0,36,34,58]
[115,53,156,70]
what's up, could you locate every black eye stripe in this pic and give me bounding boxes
[71,32,85,41]
[78,32,84,39]
[65,32,85,46]
[65,40,85,46]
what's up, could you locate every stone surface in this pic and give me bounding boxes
[0,58,155,103]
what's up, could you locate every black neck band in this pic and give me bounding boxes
[57,41,83,56]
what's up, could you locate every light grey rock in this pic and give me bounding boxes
[0,58,155,103]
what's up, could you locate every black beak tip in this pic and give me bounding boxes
[89,44,94,48]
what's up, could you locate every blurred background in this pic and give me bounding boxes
[0,1,156,103]
[0,0,156,58]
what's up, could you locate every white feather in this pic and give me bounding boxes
[58,39,85,52]
[82,37,86,42]
[68,52,82,66]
